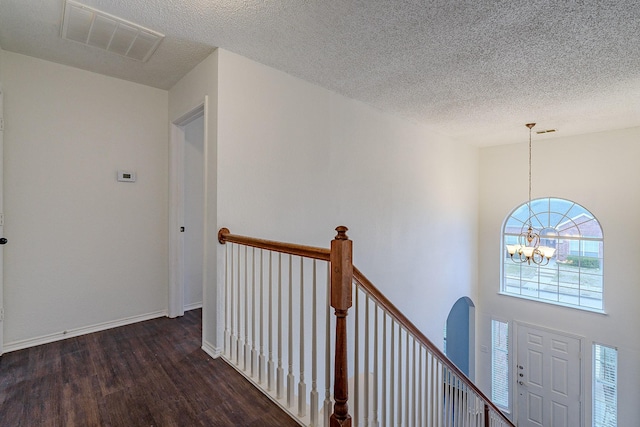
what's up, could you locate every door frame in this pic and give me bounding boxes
[169,99,207,318]
[0,84,4,355]
[513,320,585,427]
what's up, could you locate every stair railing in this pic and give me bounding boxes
[218,227,514,427]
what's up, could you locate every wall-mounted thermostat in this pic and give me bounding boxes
[117,170,136,182]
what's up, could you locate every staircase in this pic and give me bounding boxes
[218,227,515,427]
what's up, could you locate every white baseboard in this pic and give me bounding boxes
[3,309,168,353]
[184,301,203,311]
[201,340,222,359]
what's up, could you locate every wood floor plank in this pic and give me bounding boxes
[0,309,300,426]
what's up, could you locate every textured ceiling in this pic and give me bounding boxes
[1,0,639,146]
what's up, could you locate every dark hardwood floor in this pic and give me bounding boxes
[0,309,300,426]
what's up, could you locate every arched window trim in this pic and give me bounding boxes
[501,197,605,313]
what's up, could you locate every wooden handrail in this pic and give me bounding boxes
[352,266,515,427]
[218,228,331,261]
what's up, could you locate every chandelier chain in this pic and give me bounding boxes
[528,123,533,226]
[529,128,531,203]
[505,122,556,266]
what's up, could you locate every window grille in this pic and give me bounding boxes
[502,197,604,311]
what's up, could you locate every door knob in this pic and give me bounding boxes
[0,238,7,245]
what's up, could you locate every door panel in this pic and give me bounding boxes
[517,324,581,427]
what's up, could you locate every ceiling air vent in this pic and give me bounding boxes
[61,0,164,62]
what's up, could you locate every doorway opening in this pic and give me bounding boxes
[445,296,475,380]
[169,103,205,320]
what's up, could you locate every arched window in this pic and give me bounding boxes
[501,197,604,311]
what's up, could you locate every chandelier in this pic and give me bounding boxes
[506,123,556,266]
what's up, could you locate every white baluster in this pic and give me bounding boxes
[390,321,395,426]
[398,327,402,427]
[459,382,464,427]
[435,357,441,427]
[298,257,306,417]
[224,243,230,357]
[323,263,332,427]
[354,286,359,427]
[461,378,466,427]
[268,251,275,391]
[364,293,369,427]
[405,330,409,426]
[259,249,266,384]
[425,351,430,427]
[431,355,444,425]
[277,253,284,399]
[238,246,250,372]
[411,338,416,427]
[443,367,449,427]
[417,345,423,427]
[251,247,258,377]
[382,312,387,427]
[430,355,435,427]
[230,244,237,363]
[236,245,242,366]
[244,246,250,371]
[310,260,319,427]
[287,255,295,408]
[372,303,379,427]
[456,374,461,427]
[446,368,453,427]
[371,303,380,427]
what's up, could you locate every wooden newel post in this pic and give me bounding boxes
[329,226,353,427]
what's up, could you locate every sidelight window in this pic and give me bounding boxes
[593,343,617,427]
[491,319,509,410]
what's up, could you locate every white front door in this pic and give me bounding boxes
[516,323,582,427]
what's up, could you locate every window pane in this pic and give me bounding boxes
[530,198,549,215]
[548,212,566,228]
[491,320,509,409]
[549,198,575,215]
[510,204,532,223]
[593,344,617,427]
[578,218,603,238]
[505,217,526,232]
[558,224,581,237]
[565,204,591,221]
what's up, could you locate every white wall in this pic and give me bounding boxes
[478,127,640,425]
[183,113,204,308]
[216,49,479,343]
[2,51,169,348]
